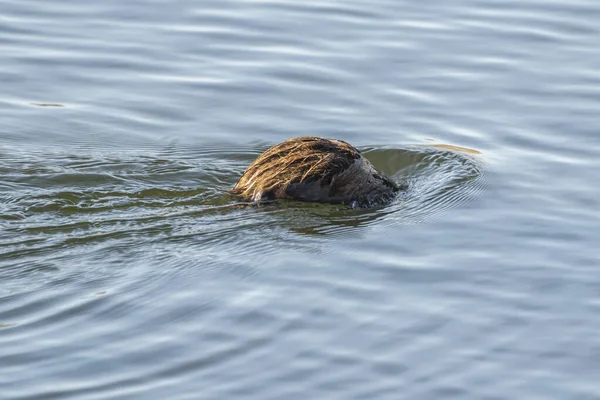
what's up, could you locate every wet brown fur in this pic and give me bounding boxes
[231,136,399,207]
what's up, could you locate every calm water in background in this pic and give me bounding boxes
[1,0,600,399]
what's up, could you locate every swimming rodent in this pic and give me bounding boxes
[231,136,400,207]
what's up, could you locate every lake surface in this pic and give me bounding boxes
[1,0,600,398]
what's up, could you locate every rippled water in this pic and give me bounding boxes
[2,0,600,399]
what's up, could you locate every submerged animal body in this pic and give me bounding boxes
[231,136,400,207]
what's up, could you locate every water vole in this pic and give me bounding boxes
[231,136,399,207]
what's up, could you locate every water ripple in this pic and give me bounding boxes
[2,0,600,398]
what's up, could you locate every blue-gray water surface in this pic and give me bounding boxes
[1,0,600,399]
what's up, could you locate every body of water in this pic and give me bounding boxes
[1,0,600,399]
